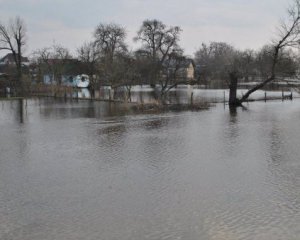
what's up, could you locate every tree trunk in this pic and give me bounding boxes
[228,72,240,106]
[19,98,24,123]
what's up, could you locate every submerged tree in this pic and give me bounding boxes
[229,0,300,106]
[0,16,26,95]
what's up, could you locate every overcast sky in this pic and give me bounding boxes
[0,0,291,57]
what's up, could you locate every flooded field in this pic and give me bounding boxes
[74,86,300,104]
[0,97,300,240]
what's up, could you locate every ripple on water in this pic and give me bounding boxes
[1,99,300,240]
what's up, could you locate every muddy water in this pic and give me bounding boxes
[0,98,299,240]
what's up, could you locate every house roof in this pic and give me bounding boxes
[181,59,195,68]
[164,58,195,69]
[0,53,29,63]
[46,58,76,65]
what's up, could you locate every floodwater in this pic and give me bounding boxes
[78,86,300,104]
[0,97,300,240]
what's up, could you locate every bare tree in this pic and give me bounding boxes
[231,0,300,105]
[238,49,256,82]
[33,44,72,84]
[159,49,189,96]
[94,23,127,62]
[0,16,26,95]
[51,44,72,84]
[255,44,297,80]
[194,42,236,88]
[94,23,127,87]
[134,19,182,88]
[194,42,245,105]
[195,39,297,104]
[109,51,140,101]
[31,47,51,83]
[77,41,100,90]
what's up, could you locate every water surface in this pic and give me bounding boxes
[0,98,299,240]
